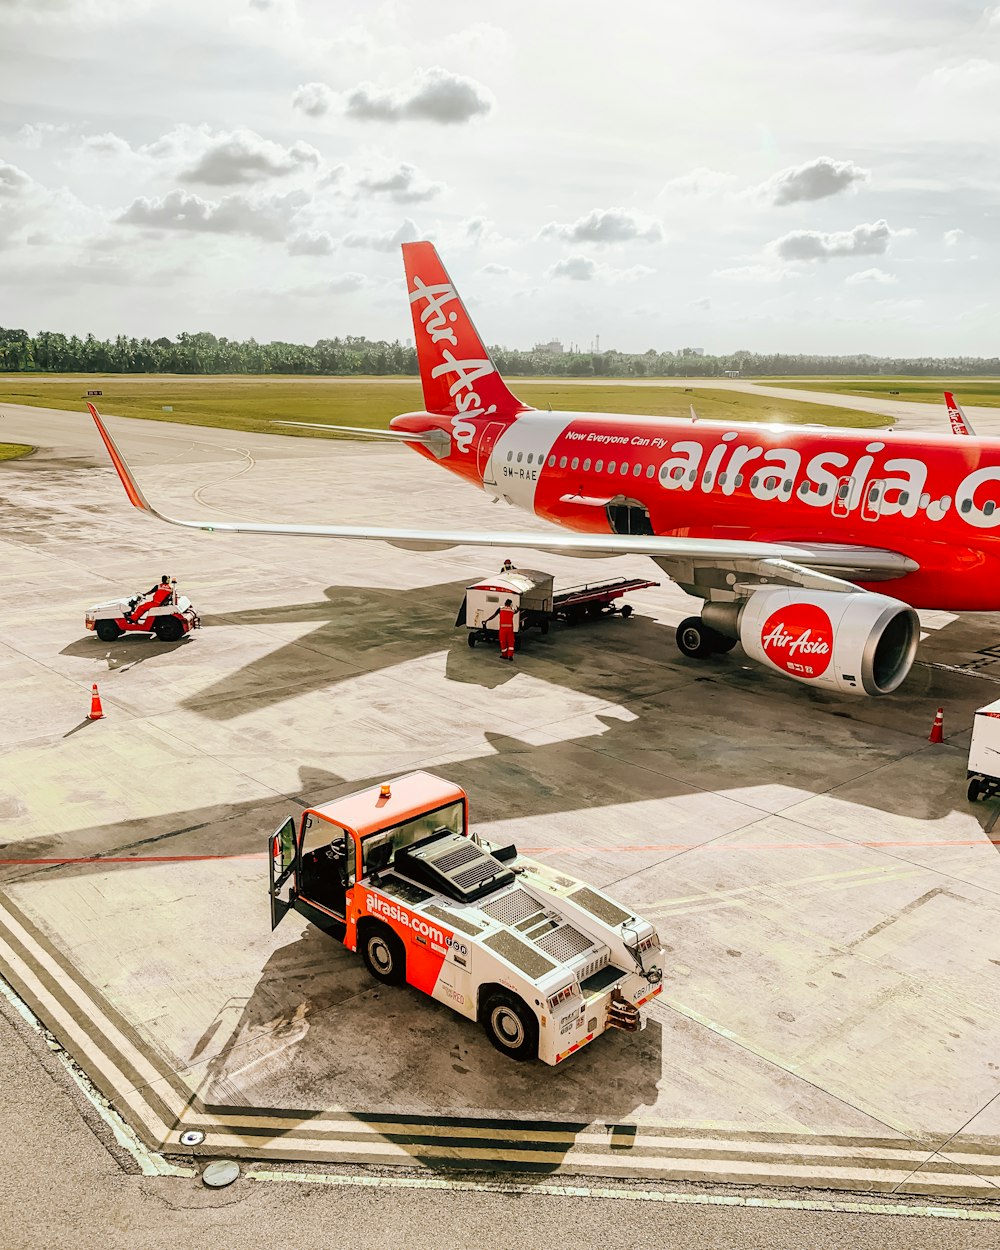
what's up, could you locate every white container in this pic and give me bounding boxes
[465,570,554,633]
[968,697,1000,800]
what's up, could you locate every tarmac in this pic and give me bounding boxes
[1,399,999,1205]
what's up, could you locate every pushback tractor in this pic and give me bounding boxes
[268,771,665,1063]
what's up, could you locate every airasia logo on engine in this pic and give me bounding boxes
[760,605,833,679]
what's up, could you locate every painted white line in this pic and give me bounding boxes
[243,1167,1000,1221]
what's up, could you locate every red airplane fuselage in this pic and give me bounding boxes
[391,407,1000,611]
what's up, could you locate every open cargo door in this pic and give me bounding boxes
[268,816,298,930]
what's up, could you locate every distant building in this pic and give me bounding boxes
[724,369,741,378]
[533,340,565,354]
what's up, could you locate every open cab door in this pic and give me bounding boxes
[268,816,298,930]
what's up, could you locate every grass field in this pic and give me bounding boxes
[0,443,33,461]
[763,377,1000,406]
[0,375,887,435]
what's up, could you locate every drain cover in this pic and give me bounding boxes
[202,1160,240,1188]
[180,1130,205,1146]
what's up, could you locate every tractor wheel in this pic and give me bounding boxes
[154,616,185,643]
[359,923,406,987]
[95,620,122,643]
[620,603,633,620]
[468,632,477,648]
[540,618,549,635]
[481,990,538,1062]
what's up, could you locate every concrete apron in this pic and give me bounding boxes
[0,412,999,1200]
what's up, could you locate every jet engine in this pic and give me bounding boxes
[704,588,920,696]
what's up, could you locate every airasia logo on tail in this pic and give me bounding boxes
[760,605,833,679]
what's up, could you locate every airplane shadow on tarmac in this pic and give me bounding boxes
[188,919,664,1173]
[172,580,1000,827]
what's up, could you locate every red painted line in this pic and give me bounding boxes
[522,840,1000,852]
[0,854,268,865]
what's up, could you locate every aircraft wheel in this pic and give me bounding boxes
[712,635,738,654]
[154,616,184,643]
[676,617,718,659]
[360,923,406,987]
[481,990,538,1062]
[95,621,122,643]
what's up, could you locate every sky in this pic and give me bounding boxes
[1,0,999,355]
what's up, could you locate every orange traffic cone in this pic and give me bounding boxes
[928,707,944,744]
[88,683,105,721]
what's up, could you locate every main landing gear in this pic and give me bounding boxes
[675,616,738,660]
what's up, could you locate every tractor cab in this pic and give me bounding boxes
[268,771,469,937]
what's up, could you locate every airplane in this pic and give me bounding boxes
[945,391,976,436]
[88,241,1000,699]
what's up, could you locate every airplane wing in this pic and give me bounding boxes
[88,405,918,591]
[944,391,975,436]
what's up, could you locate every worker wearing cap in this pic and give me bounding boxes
[484,597,519,661]
[500,558,516,573]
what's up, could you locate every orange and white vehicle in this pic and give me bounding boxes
[268,771,665,1064]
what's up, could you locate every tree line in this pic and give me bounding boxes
[1,326,997,377]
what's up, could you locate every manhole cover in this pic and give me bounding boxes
[180,1130,205,1146]
[202,1160,240,1189]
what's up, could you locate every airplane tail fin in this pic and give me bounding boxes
[944,391,975,436]
[401,241,528,419]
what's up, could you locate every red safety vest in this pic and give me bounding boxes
[499,607,516,629]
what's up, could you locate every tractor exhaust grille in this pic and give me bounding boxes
[534,924,595,963]
[479,888,541,927]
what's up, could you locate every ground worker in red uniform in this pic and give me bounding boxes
[484,597,519,661]
[127,575,175,623]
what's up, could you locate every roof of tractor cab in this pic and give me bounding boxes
[305,770,468,839]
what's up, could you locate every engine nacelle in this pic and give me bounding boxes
[708,588,919,696]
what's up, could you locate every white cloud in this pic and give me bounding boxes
[692,296,711,309]
[176,130,320,185]
[342,218,419,251]
[477,262,511,276]
[287,230,334,256]
[357,162,442,203]
[292,82,334,118]
[116,189,306,241]
[763,156,870,205]
[845,267,897,285]
[770,218,898,261]
[0,160,34,198]
[662,167,739,196]
[711,264,790,283]
[546,255,654,282]
[548,256,597,281]
[943,228,964,246]
[344,67,493,124]
[929,59,1000,89]
[988,5,1000,27]
[82,131,136,157]
[539,207,663,245]
[15,121,69,149]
